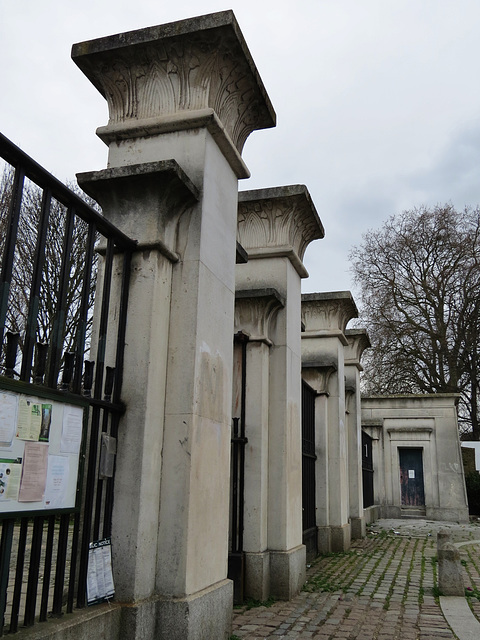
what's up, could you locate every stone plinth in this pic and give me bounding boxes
[236,186,324,599]
[74,11,275,640]
[301,292,358,552]
[345,329,370,540]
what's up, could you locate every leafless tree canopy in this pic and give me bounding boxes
[350,204,480,439]
[0,164,98,375]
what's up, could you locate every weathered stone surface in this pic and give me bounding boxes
[437,531,464,596]
[72,11,275,155]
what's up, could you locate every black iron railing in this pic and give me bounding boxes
[302,379,317,560]
[362,431,374,509]
[0,133,136,634]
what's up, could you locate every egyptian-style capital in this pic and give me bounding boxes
[72,11,275,154]
[345,329,371,368]
[237,186,324,274]
[235,289,285,344]
[301,292,358,334]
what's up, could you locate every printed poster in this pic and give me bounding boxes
[16,397,42,441]
[44,455,70,509]
[0,392,18,448]
[87,538,115,605]
[0,458,22,501]
[18,442,48,502]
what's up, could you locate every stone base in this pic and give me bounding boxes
[120,599,158,640]
[350,516,366,540]
[157,579,233,640]
[317,526,332,554]
[364,505,380,525]
[426,506,470,524]
[12,603,121,640]
[245,551,270,601]
[269,545,306,600]
[330,523,351,552]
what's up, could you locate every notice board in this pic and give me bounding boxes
[0,385,86,517]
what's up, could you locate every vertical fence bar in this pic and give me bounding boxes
[0,519,14,637]
[47,207,75,389]
[52,513,70,616]
[9,518,28,633]
[0,165,24,349]
[24,516,44,626]
[72,224,96,395]
[20,187,52,382]
[39,515,55,622]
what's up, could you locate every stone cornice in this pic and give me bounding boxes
[72,11,276,155]
[301,329,349,346]
[77,160,199,260]
[234,288,285,344]
[301,292,358,333]
[345,329,371,367]
[237,186,324,276]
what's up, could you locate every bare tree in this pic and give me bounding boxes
[0,163,98,376]
[350,204,480,439]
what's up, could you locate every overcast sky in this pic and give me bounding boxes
[2,1,480,297]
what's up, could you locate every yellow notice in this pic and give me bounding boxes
[16,398,42,441]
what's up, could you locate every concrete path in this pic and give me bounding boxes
[231,518,480,639]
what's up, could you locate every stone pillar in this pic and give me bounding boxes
[233,290,284,600]
[301,363,336,553]
[301,292,358,552]
[73,11,275,640]
[344,329,370,540]
[236,186,324,599]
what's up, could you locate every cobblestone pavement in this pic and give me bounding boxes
[231,519,480,640]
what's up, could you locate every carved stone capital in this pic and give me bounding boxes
[345,329,371,369]
[302,361,337,395]
[77,160,199,259]
[237,185,324,277]
[72,11,275,155]
[234,288,285,344]
[301,292,358,333]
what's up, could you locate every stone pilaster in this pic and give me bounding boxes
[233,289,284,600]
[301,362,336,553]
[237,186,324,599]
[301,292,358,552]
[344,329,370,540]
[74,11,275,640]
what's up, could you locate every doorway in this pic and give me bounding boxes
[399,448,425,506]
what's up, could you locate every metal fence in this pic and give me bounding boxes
[0,133,136,634]
[362,431,374,509]
[301,379,317,561]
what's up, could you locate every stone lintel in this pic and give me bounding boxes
[237,185,324,276]
[301,291,358,333]
[72,11,276,155]
[345,328,370,363]
[235,288,285,343]
[77,160,198,260]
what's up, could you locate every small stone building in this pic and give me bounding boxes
[362,394,469,523]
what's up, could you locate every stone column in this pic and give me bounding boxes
[301,363,336,553]
[236,186,324,599]
[344,329,370,540]
[301,292,358,552]
[73,11,275,640]
[233,290,284,600]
